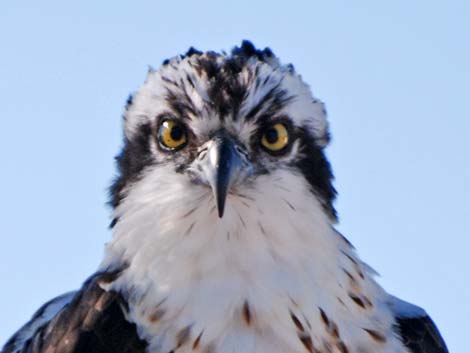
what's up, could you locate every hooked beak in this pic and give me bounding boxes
[196,135,252,218]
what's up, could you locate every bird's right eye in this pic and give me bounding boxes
[158,119,188,151]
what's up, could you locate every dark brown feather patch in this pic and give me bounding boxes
[148,308,166,323]
[298,333,315,353]
[336,341,349,353]
[348,293,366,309]
[290,311,305,332]
[242,300,252,325]
[319,307,330,327]
[363,328,386,343]
[192,331,204,350]
[176,325,192,348]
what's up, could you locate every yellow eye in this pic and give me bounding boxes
[158,120,188,150]
[261,123,289,152]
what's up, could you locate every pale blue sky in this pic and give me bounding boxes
[1,1,468,352]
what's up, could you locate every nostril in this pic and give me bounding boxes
[235,145,250,163]
[197,148,208,160]
[235,145,248,158]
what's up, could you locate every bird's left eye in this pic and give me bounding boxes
[158,119,188,151]
[261,123,290,153]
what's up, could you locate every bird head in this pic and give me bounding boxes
[110,41,337,230]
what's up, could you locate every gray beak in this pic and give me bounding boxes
[196,135,252,218]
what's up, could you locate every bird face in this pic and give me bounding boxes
[151,114,300,217]
[110,42,337,224]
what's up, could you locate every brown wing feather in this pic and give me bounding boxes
[2,271,146,353]
[395,314,448,353]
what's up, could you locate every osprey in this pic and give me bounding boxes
[2,41,448,353]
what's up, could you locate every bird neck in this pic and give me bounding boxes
[98,169,398,353]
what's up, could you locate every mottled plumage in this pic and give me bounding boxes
[2,41,447,353]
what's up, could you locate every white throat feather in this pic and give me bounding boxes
[99,165,406,353]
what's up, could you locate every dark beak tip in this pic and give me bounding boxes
[205,135,246,220]
[216,196,226,218]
